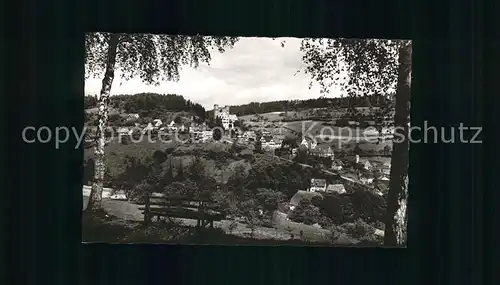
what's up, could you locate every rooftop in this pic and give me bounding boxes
[326,184,346,194]
[311,178,327,187]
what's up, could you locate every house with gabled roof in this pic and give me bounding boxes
[241,131,256,142]
[350,155,372,170]
[360,159,372,170]
[375,181,389,193]
[125,113,139,120]
[153,119,163,128]
[376,175,390,186]
[310,140,317,149]
[291,147,299,158]
[381,161,391,175]
[117,127,132,136]
[261,136,282,150]
[300,137,317,150]
[300,137,308,147]
[326,184,346,194]
[178,124,186,132]
[311,144,335,158]
[200,130,213,142]
[167,120,178,131]
[331,161,343,171]
[309,178,327,192]
[360,176,374,185]
[142,123,154,134]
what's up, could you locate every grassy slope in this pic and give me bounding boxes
[238,108,346,122]
[84,140,254,184]
[84,139,175,178]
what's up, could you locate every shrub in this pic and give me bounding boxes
[124,222,190,243]
[348,188,387,223]
[289,200,322,225]
[356,234,383,246]
[121,136,130,145]
[341,219,376,240]
[228,221,238,234]
[187,227,226,243]
[326,227,343,243]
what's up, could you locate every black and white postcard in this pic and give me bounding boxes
[83,33,411,247]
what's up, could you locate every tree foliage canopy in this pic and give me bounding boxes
[299,38,405,97]
[85,33,239,85]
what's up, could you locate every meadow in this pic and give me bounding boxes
[238,108,347,122]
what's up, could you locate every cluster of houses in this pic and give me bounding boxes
[308,178,346,194]
[331,154,391,186]
[286,137,336,159]
[124,113,140,120]
[240,130,257,142]
[187,104,238,143]
[256,130,284,150]
[115,104,244,144]
[284,179,347,212]
[294,152,391,199]
[284,166,391,213]
[304,170,389,199]
[116,118,190,136]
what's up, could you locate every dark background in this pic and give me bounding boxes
[5,0,491,284]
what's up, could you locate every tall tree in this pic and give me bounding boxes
[175,161,185,182]
[298,39,411,245]
[84,33,238,213]
[256,188,285,222]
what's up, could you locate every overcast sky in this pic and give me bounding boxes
[85,37,345,110]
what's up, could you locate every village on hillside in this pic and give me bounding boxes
[85,99,393,189]
[83,35,410,246]
[83,95,394,245]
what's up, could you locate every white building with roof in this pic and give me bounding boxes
[326,184,346,194]
[214,104,238,130]
[309,178,327,192]
[301,137,317,149]
[153,119,163,128]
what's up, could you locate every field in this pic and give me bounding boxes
[84,139,255,185]
[238,108,347,122]
[85,107,121,116]
[239,111,287,122]
[364,156,391,164]
[329,139,393,153]
[84,139,177,178]
[282,120,393,137]
[84,138,172,159]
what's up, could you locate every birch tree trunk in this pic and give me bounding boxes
[85,34,120,213]
[384,41,412,246]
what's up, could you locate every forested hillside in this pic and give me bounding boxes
[85,93,206,120]
[226,94,392,116]
[85,93,392,120]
